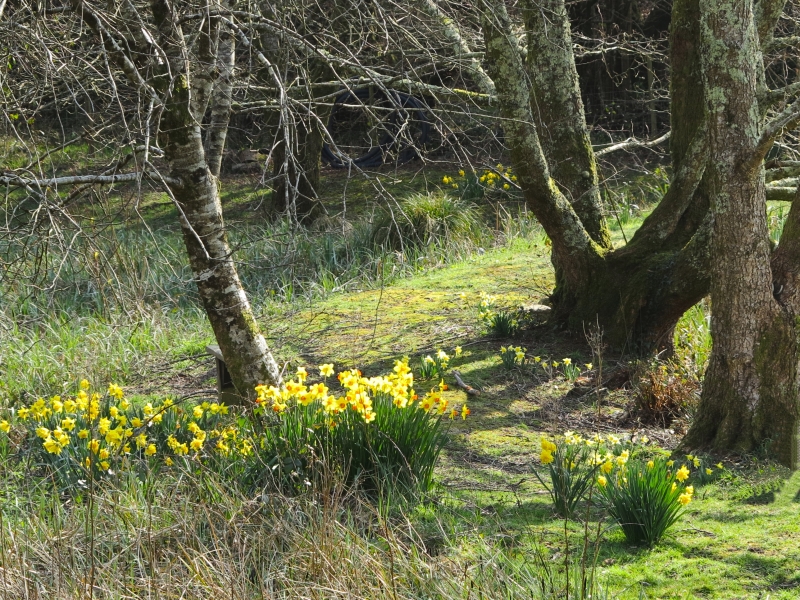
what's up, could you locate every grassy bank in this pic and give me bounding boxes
[1,163,798,599]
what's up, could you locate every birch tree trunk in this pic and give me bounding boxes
[683,0,798,467]
[71,0,283,398]
[147,0,282,400]
[206,7,236,179]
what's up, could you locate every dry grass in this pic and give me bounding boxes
[0,467,548,600]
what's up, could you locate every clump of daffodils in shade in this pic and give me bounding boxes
[1,380,246,491]
[534,432,705,545]
[499,346,526,369]
[533,357,592,381]
[418,348,452,379]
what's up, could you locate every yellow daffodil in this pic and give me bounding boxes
[540,449,554,464]
[319,363,335,377]
[43,437,61,454]
[676,465,690,482]
[706,468,713,475]
[145,444,157,456]
[80,379,91,390]
[461,404,470,420]
[678,493,692,505]
[597,475,607,487]
[647,460,655,469]
[0,420,9,433]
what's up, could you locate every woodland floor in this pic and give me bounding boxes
[3,160,800,598]
[128,221,800,599]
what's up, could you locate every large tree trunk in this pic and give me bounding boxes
[149,0,282,399]
[683,0,798,468]
[482,0,710,353]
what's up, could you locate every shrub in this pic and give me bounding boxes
[597,456,694,547]
[1,381,247,491]
[252,360,464,497]
[635,360,699,426]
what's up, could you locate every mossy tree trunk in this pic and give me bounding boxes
[482,0,710,353]
[683,0,798,467]
[151,0,282,399]
[521,0,610,249]
[74,0,282,400]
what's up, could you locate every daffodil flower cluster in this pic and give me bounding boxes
[534,431,625,518]
[532,356,593,381]
[254,359,466,495]
[478,292,497,323]
[478,164,516,191]
[499,346,526,369]
[0,380,246,489]
[440,165,518,194]
[418,349,452,380]
[256,360,461,426]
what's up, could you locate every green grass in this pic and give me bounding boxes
[2,164,799,598]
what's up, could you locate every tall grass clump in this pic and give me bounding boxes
[0,463,617,599]
[370,192,486,252]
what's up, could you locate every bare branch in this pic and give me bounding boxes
[595,131,671,157]
[767,185,799,201]
[0,171,180,187]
